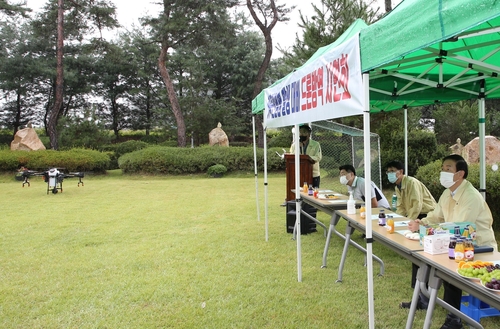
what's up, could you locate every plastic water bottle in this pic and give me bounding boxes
[391,193,397,211]
[347,191,356,214]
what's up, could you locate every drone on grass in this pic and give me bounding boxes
[18,167,85,194]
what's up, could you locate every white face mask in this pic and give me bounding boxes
[340,175,349,185]
[440,171,456,188]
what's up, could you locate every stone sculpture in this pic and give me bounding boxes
[10,125,46,151]
[208,122,229,147]
[449,138,464,155]
[462,136,500,165]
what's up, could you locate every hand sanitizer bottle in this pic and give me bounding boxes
[347,191,356,215]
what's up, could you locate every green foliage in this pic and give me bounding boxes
[283,0,381,67]
[433,100,479,145]
[118,146,285,174]
[207,164,227,176]
[0,129,12,148]
[267,127,293,148]
[114,140,150,158]
[58,113,112,150]
[416,160,500,231]
[0,148,110,172]
[414,160,445,200]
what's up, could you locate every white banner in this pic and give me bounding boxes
[264,34,363,128]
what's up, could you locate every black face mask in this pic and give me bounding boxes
[299,136,308,142]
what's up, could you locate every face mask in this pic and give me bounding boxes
[387,172,398,184]
[340,175,349,185]
[440,171,456,188]
[299,136,307,142]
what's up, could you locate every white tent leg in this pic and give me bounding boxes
[363,73,375,329]
[263,124,269,241]
[252,116,261,223]
[404,107,409,174]
[293,124,302,282]
[479,86,486,200]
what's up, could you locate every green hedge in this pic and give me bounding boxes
[416,160,500,231]
[118,146,286,174]
[0,149,110,173]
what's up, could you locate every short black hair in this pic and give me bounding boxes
[299,124,311,133]
[339,164,356,176]
[443,154,468,178]
[386,160,405,174]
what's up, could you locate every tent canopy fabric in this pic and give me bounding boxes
[252,0,500,114]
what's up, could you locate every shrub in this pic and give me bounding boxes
[118,146,286,175]
[115,140,150,157]
[0,149,110,173]
[207,164,227,176]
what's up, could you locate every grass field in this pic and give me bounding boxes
[1,171,499,328]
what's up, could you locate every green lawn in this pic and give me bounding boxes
[1,171,499,328]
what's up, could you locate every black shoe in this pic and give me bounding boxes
[440,314,463,329]
[400,299,428,310]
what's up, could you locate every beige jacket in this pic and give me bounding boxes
[421,179,497,250]
[395,175,437,219]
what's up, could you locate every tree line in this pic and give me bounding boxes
[2,0,500,152]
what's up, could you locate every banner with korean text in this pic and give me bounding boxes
[264,34,363,128]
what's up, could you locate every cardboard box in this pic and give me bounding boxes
[424,233,451,255]
[419,222,476,246]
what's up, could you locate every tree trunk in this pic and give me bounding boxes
[158,41,186,147]
[12,92,22,141]
[246,0,279,148]
[48,0,65,150]
[385,0,392,12]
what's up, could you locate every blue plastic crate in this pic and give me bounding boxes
[461,294,500,322]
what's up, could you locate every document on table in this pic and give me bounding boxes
[394,221,410,228]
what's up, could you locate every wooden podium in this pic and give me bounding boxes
[284,154,314,201]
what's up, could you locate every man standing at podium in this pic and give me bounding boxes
[289,124,322,188]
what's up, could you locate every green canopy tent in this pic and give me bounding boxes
[254,0,500,112]
[252,1,500,328]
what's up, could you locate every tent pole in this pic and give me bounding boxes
[263,123,269,241]
[293,124,302,282]
[404,107,409,174]
[479,81,486,199]
[363,73,375,329]
[252,116,261,223]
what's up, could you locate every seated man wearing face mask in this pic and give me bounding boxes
[386,160,437,219]
[386,160,437,312]
[406,155,497,329]
[338,164,390,209]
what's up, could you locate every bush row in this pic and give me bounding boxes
[118,146,286,174]
[415,160,500,231]
[0,149,110,173]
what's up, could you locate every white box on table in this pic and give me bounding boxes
[423,233,451,255]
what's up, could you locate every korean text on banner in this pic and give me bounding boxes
[263,34,363,129]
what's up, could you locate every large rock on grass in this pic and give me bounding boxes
[11,127,46,151]
[462,136,500,165]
